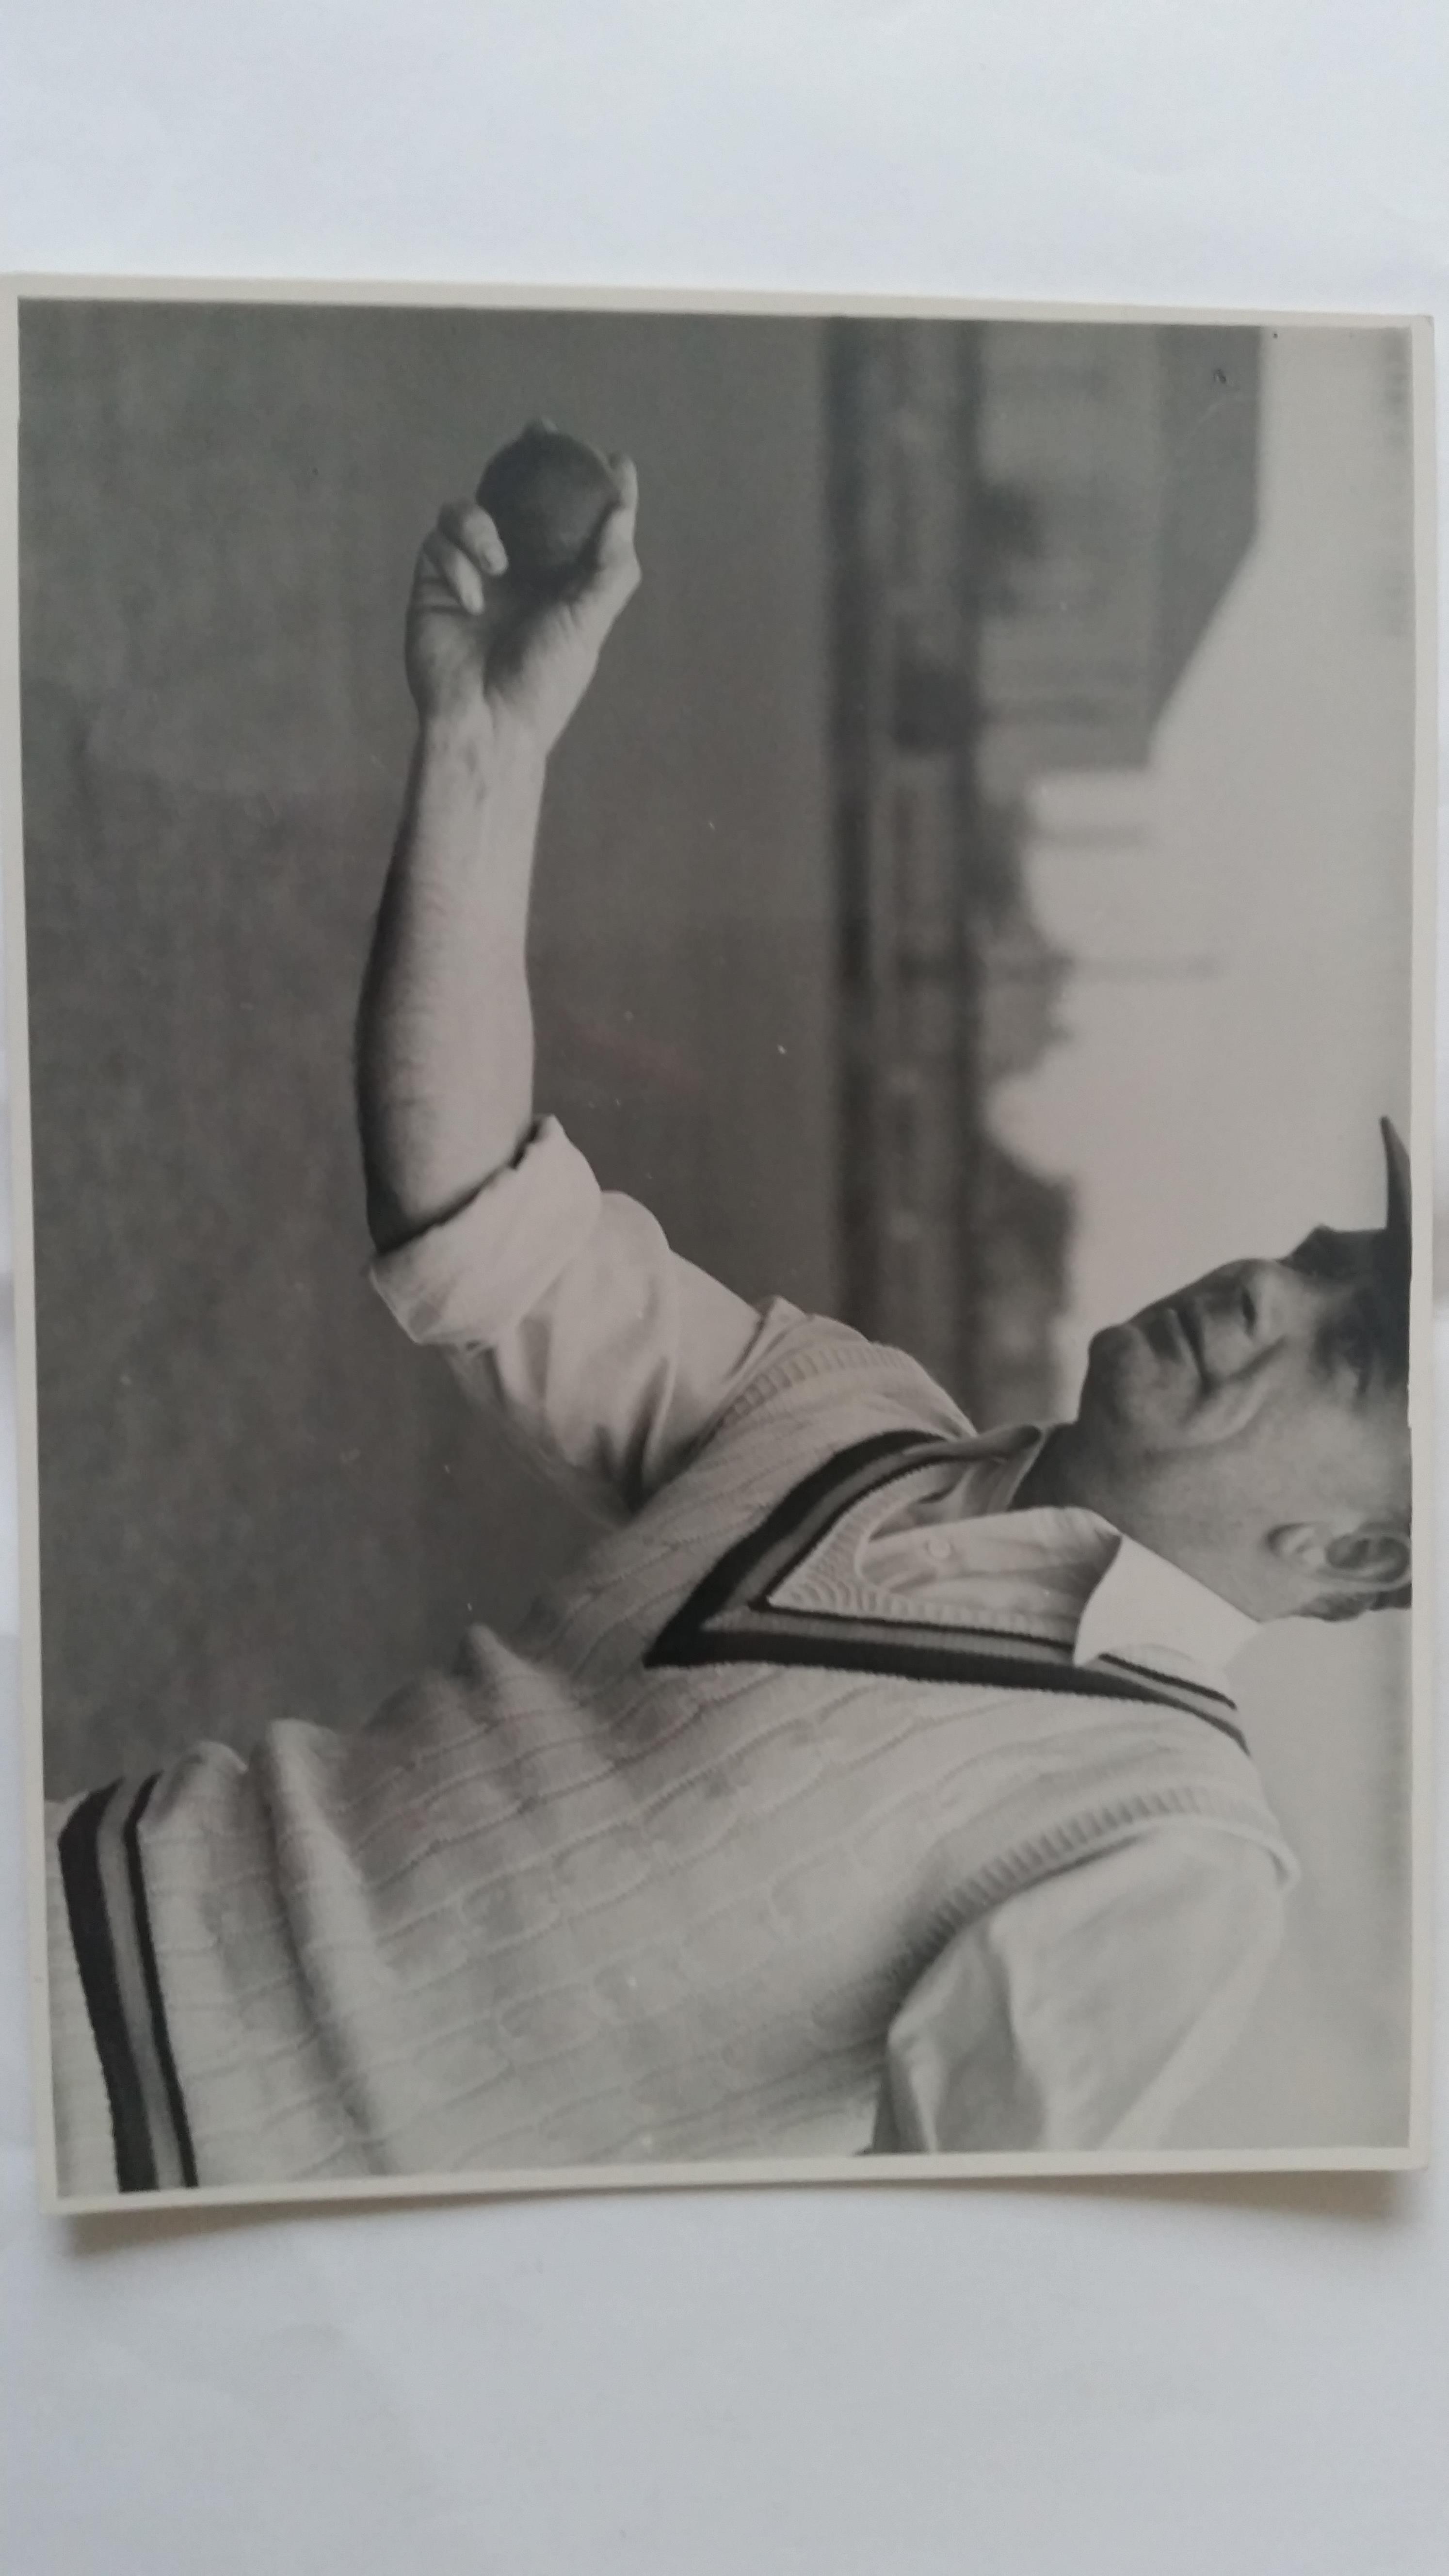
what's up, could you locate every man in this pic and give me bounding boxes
[45,450,1413,2197]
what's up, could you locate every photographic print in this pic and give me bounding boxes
[1,285,1433,2209]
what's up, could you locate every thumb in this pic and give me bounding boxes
[593,454,640,595]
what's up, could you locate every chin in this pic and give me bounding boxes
[1079,1318,1190,1449]
[1079,1321,1146,1430]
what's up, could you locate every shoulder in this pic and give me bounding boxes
[703,1306,974,1449]
[928,1692,1300,1931]
[972,1814,1294,2036]
[1109,1810,1297,1917]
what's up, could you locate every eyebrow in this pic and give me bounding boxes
[1289,1226,1362,1279]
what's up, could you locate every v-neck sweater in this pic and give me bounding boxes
[45,1307,1294,2196]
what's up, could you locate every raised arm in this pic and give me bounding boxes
[356,446,641,1253]
[358,446,795,1515]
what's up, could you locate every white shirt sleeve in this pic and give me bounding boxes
[370,1115,799,1517]
[875,1825,1289,2153]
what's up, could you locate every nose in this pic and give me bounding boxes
[1220,1259,1274,1330]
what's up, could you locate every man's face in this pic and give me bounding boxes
[1073,1223,1411,1618]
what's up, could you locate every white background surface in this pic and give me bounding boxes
[1,5,1446,2570]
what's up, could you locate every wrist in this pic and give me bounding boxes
[417,706,546,802]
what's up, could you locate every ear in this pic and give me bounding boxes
[1270,1519,1411,1599]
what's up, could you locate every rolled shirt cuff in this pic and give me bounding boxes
[370,1116,603,1349]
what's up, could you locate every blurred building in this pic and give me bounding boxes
[827,317,1260,1420]
[975,322,1262,795]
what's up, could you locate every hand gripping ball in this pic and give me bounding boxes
[476,426,619,595]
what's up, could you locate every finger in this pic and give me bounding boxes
[410,547,458,611]
[593,455,640,587]
[606,452,639,526]
[437,499,509,579]
[419,529,487,615]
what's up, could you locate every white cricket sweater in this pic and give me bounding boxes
[46,1308,1294,2198]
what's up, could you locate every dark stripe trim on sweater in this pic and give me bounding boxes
[57,1773,197,2193]
[57,1782,158,2192]
[645,1431,1248,1749]
[122,1775,198,2187]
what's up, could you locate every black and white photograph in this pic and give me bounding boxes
[5,285,1432,2208]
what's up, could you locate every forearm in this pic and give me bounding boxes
[357,440,638,1251]
[357,713,547,1252]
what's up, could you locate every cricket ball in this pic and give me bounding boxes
[476,426,618,592]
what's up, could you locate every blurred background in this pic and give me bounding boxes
[14,298,1417,2145]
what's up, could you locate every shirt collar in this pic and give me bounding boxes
[994,1425,1259,1684]
[1072,1531,1258,1680]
